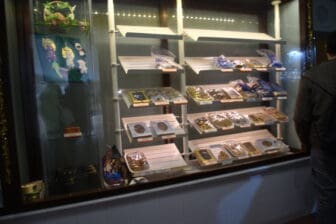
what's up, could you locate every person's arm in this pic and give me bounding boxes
[294,74,314,150]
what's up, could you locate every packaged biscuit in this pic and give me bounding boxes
[209,144,233,164]
[150,120,175,136]
[145,88,169,106]
[242,142,263,157]
[207,113,234,130]
[128,89,150,105]
[248,112,276,126]
[125,151,149,172]
[127,122,152,139]
[255,137,283,154]
[187,86,213,104]
[263,107,288,122]
[223,143,248,159]
[206,88,230,102]
[194,148,218,167]
[194,117,217,133]
[225,111,251,128]
[223,87,243,101]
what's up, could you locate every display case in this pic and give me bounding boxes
[0,0,313,215]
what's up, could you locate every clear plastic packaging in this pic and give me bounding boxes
[151,46,183,70]
[125,151,150,172]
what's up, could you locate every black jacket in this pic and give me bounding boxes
[294,59,336,152]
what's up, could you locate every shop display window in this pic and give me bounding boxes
[0,0,313,214]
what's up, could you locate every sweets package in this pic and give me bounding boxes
[207,113,234,130]
[127,122,152,139]
[151,47,183,71]
[263,107,288,122]
[206,88,230,102]
[248,112,276,126]
[159,87,187,104]
[102,145,129,187]
[223,87,243,101]
[269,82,287,98]
[187,86,213,104]
[256,49,284,69]
[242,142,263,156]
[194,117,217,133]
[145,88,169,105]
[246,77,274,100]
[126,151,150,172]
[214,55,234,69]
[223,143,248,159]
[209,144,233,164]
[232,80,258,101]
[245,58,268,70]
[255,138,283,153]
[225,111,250,128]
[150,120,175,136]
[194,148,218,166]
[128,89,151,105]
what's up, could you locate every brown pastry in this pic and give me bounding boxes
[242,142,263,156]
[126,151,149,171]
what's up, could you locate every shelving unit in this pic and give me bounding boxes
[184,28,285,44]
[124,143,188,177]
[107,0,289,177]
[117,25,182,39]
[122,113,185,143]
[188,106,288,134]
[108,0,189,162]
[185,57,285,75]
[119,56,183,73]
[188,129,290,154]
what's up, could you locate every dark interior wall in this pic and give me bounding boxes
[313,0,336,64]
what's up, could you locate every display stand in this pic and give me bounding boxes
[107,0,286,172]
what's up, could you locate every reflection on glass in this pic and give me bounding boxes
[27,0,102,200]
[0,178,2,207]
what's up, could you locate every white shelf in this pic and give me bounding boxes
[122,113,185,143]
[118,56,158,73]
[117,25,182,39]
[188,129,289,152]
[124,143,188,177]
[121,87,188,108]
[188,106,286,134]
[118,56,182,73]
[187,84,244,105]
[187,84,287,105]
[184,28,285,44]
[185,57,272,74]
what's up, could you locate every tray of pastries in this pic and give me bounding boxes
[209,144,233,165]
[223,87,244,102]
[187,86,213,105]
[145,88,170,106]
[125,151,150,172]
[127,89,151,106]
[248,112,276,126]
[225,111,251,128]
[193,116,217,133]
[223,142,249,159]
[127,122,153,139]
[255,137,283,154]
[206,88,231,102]
[150,120,175,136]
[263,107,288,122]
[207,113,234,130]
[194,148,218,167]
[241,142,263,157]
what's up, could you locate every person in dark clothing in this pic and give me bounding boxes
[294,31,336,224]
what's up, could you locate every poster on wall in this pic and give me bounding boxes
[35,34,89,82]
